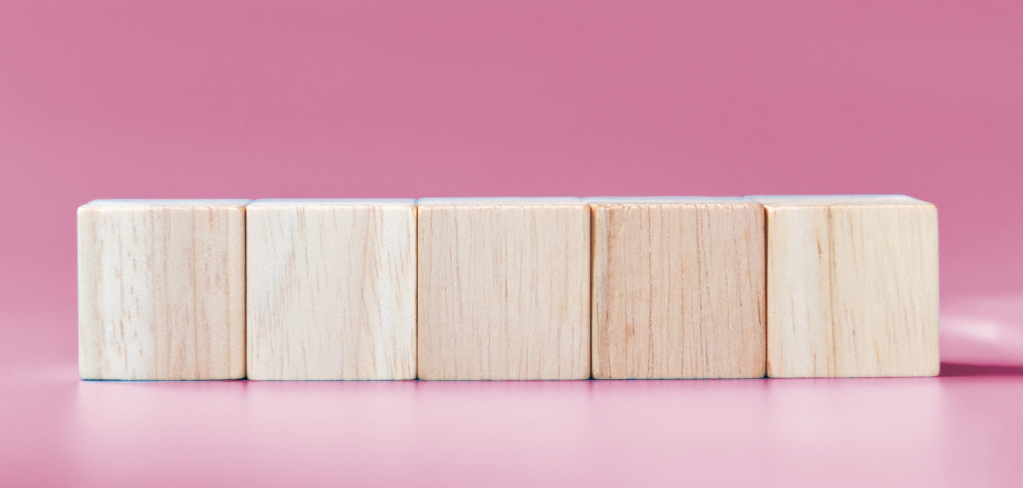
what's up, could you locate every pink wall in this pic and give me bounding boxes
[1,1,1021,367]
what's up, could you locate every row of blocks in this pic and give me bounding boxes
[78,196,939,381]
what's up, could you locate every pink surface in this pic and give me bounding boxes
[2,362,1023,487]
[1,1,1022,486]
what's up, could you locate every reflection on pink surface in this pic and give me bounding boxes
[941,295,1023,366]
[2,365,1022,487]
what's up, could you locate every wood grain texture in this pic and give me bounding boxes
[753,195,940,378]
[78,200,248,380]
[246,200,416,380]
[589,198,766,379]
[417,198,590,380]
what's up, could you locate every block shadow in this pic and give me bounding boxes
[939,363,1023,377]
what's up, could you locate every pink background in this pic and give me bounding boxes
[1,1,1021,486]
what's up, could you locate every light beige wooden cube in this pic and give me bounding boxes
[78,200,248,380]
[752,195,939,378]
[246,200,417,380]
[589,197,766,379]
[417,198,590,380]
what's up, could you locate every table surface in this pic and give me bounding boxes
[3,357,1022,487]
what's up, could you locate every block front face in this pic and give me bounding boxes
[246,201,417,380]
[417,200,590,380]
[590,200,766,379]
[78,200,248,380]
[762,199,939,377]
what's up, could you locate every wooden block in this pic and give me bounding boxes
[77,200,248,380]
[752,195,939,377]
[589,197,766,379]
[417,198,590,380]
[246,200,417,380]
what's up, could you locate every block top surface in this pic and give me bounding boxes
[747,195,931,207]
[80,199,251,209]
[417,197,584,206]
[586,196,750,205]
[248,199,416,207]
